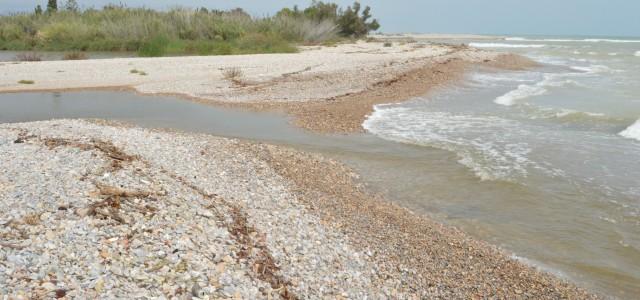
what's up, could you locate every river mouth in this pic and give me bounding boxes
[0,90,637,298]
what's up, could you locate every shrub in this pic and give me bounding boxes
[18,80,35,84]
[337,2,380,37]
[63,51,87,60]
[234,33,297,54]
[137,35,169,57]
[222,67,243,80]
[0,2,381,55]
[47,0,58,13]
[276,1,380,38]
[383,42,392,47]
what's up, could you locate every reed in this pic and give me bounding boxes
[0,6,340,56]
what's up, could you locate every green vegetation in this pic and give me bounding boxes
[130,69,147,76]
[277,1,380,38]
[46,0,58,13]
[0,1,380,57]
[18,80,35,84]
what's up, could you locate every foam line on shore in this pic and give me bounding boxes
[470,42,546,48]
[620,119,640,141]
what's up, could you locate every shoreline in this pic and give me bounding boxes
[0,119,596,298]
[0,42,598,297]
[0,42,536,134]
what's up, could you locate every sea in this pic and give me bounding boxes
[363,35,640,298]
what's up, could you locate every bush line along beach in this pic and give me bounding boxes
[0,1,603,299]
[0,1,379,56]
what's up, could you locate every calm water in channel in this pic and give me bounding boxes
[1,35,639,298]
[0,51,135,62]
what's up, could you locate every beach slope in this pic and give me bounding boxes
[0,119,594,298]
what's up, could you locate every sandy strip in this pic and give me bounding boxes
[0,42,535,133]
[0,119,596,299]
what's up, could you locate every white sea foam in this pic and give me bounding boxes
[608,52,618,56]
[570,65,615,74]
[555,109,604,118]
[494,85,547,106]
[552,109,606,121]
[635,51,640,57]
[620,119,640,141]
[492,72,585,106]
[506,37,640,43]
[469,43,546,49]
[363,106,534,181]
[470,72,538,84]
[584,38,640,43]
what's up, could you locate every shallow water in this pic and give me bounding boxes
[0,51,135,62]
[1,36,639,297]
[364,35,640,298]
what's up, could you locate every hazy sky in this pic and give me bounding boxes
[2,0,638,37]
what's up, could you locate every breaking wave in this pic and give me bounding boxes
[495,85,547,106]
[506,37,640,43]
[493,72,585,106]
[363,106,536,181]
[469,43,546,49]
[620,119,640,141]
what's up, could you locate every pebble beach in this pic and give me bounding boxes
[0,41,598,299]
[0,120,595,299]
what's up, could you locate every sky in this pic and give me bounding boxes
[1,0,639,37]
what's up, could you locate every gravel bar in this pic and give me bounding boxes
[0,120,596,299]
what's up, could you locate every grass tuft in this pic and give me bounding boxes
[23,213,41,225]
[63,51,88,60]
[223,67,243,80]
[18,80,35,84]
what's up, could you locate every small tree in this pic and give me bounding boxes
[34,5,43,15]
[46,0,57,13]
[338,2,379,37]
[303,1,338,21]
[64,0,79,12]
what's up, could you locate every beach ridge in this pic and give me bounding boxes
[0,42,535,133]
[0,119,596,298]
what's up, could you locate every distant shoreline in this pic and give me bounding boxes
[0,41,535,133]
[371,33,504,40]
